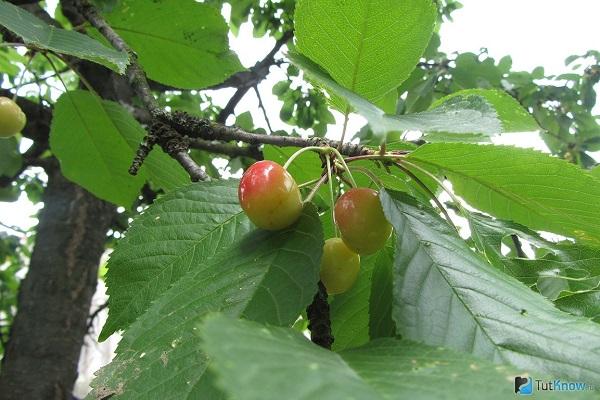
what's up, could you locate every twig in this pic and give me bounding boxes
[173,152,209,182]
[306,282,334,349]
[254,85,274,134]
[0,221,26,234]
[192,138,262,159]
[217,31,293,123]
[86,302,108,333]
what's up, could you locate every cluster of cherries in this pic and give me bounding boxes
[239,160,392,295]
[0,97,27,139]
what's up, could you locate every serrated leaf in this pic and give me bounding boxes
[50,90,188,207]
[295,0,436,112]
[200,314,547,400]
[407,143,600,245]
[289,53,518,141]
[88,189,323,398]
[100,180,246,339]
[102,0,244,89]
[0,137,22,177]
[381,190,600,383]
[0,1,128,72]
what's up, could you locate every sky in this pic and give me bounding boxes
[1,0,600,233]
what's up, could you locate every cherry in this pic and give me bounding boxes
[0,97,26,138]
[334,188,392,255]
[320,238,360,295]
[238,160,303,230]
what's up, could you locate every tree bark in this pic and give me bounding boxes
[0,165,114,400]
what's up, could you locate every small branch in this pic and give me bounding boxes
[217,31,293,123]
[74,0,159,113]
[253,85,274,134]
[86,302,108,333]
[511,234,527,258]
[191,138,262,159]
[173,152,209,182]
[306,282,334,349]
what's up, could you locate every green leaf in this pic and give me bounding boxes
[0,137,22,177]
[50,90,188,207]
[289,53,517,141]
[105,100,190,192]
[201,314,544,400]
[468,213,600,308]
[381,190,600,383]
[430,89,539,133]
[0,1,128,73]
[368,244,395,339]
[50,90,145,206]
[294,0,436,112]
[88,187,323,398]
[408,143,600,245]
[102,0,244,88]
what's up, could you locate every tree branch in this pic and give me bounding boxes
[162,111,371,157]
[216,30,293,123]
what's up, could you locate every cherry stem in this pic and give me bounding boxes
[283,146,326,170]
[329,147,357,187]
[298,176,322,189]
[325,153,339,237]
[303,172,329,204]
[348,166,383,189]
[396,159,466,232]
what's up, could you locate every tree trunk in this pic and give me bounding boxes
[0,165,114,400]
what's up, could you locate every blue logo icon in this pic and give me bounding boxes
[515,376,533,395]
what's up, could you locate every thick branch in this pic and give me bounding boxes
[163,111,371,157]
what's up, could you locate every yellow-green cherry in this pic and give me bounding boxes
[0,97,26,138]
[319,238,360,295]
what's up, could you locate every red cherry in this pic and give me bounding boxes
[238,160,303,230]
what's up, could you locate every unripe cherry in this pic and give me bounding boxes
[334,188,392,255]
[320,238,360,295]
[0,97,26,138]
[238,160,303,230]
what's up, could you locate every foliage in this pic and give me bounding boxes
[1,0,600,398]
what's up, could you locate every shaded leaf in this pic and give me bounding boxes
[102,0,243,88]
[381,190,600,383]
[0,1,128,72]
[201,314,543,400]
